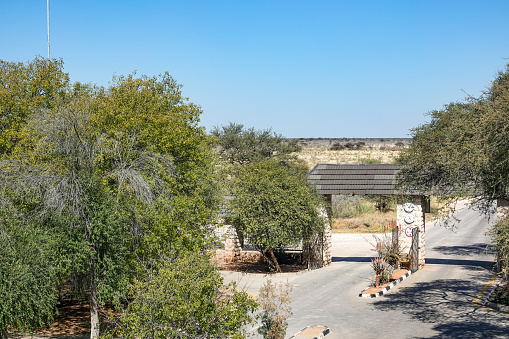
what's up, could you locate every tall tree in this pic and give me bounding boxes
[210,122,301,166]
[397,63,509,281]
[0,57,70,154]
[397,64,509,211]
[0,96,174,339]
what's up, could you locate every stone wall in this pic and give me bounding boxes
[213,224,264,264]
[322,221,332,266]
[213,221,332,267]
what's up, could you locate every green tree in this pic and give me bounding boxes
[230,160,326,272]
[92,72,220,261]
[0,57,70,154]
[397,64,509,210]
[397,63,509,278]
[210,122,302,166]
[0,61,251,338]
[113,254,257,339]
[0,96,173,339]
[0,207,60,339]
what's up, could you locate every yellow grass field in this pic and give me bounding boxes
[297,147,400,170]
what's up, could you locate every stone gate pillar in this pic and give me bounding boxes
[397,195,426,269]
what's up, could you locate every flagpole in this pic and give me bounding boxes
[47,0,50,59]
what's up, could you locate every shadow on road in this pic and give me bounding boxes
[372,278,509,338]
[431,243,494,256]
[332,256,372,263]
[426,258,494,269]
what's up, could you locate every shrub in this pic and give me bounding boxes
[258,280,293,339]
[332,195,362,218]
[330,142,345,151]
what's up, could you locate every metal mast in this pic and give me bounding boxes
[47,0,50,59]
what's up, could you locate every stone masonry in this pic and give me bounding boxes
[397,195,426,269]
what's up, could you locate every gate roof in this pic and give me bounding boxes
[307,164,400,195]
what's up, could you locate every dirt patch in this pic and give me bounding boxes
[8,297,118,338]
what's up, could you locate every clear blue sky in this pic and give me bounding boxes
[1,1,509,138]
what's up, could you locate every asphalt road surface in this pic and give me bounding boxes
[222,204,509,338]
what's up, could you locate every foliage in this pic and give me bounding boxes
[397,63,509,212]
[372,228,403,267]
[257,280,293,339]
[0,207,59,336]
[230,160,327,272]
[331,195,389,218]
[210,122,301,166]
[330,142,345,150]
[489,216,509,280]
[0,94,184,337]
[370,256,392,287]
[93,72,220,258]
[331,195,363,218]
[112,253,257,339]
[358,156,382,164]
[397,63,509,281]
[0,57,70,154]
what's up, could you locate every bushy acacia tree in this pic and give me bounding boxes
[0,208,60,339]
[210,122,301,166]
[0,96,171,339]
[230,160,326,272]
[397,63,509,278]
[398,64,509,209]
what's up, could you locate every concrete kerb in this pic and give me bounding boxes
[359,270,412,298]
[473,275,509,314]
[289,326,330,339]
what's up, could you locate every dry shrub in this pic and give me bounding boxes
[332,211,396,233]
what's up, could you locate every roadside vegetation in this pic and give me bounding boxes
[0,57,256,339]
[211,122,327,273]
[397,63,509,306]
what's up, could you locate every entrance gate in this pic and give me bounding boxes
[308,163,426,270]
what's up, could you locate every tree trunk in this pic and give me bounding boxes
[268,247,282,273]
[90,282,100,339]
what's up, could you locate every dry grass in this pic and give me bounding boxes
[297,147,400,170]
[332,211,397,233]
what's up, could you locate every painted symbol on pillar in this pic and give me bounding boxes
[404,213,415,224]
[403,202,415,213]
[405,226,416,237]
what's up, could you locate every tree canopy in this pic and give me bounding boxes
[397,63,509,211]
[210,122,301,166]
[397,63,509,281]
[0,57,70,154]
[230,159,326,272]
[0,58,254,339]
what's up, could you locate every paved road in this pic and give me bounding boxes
[222,205,509,338]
